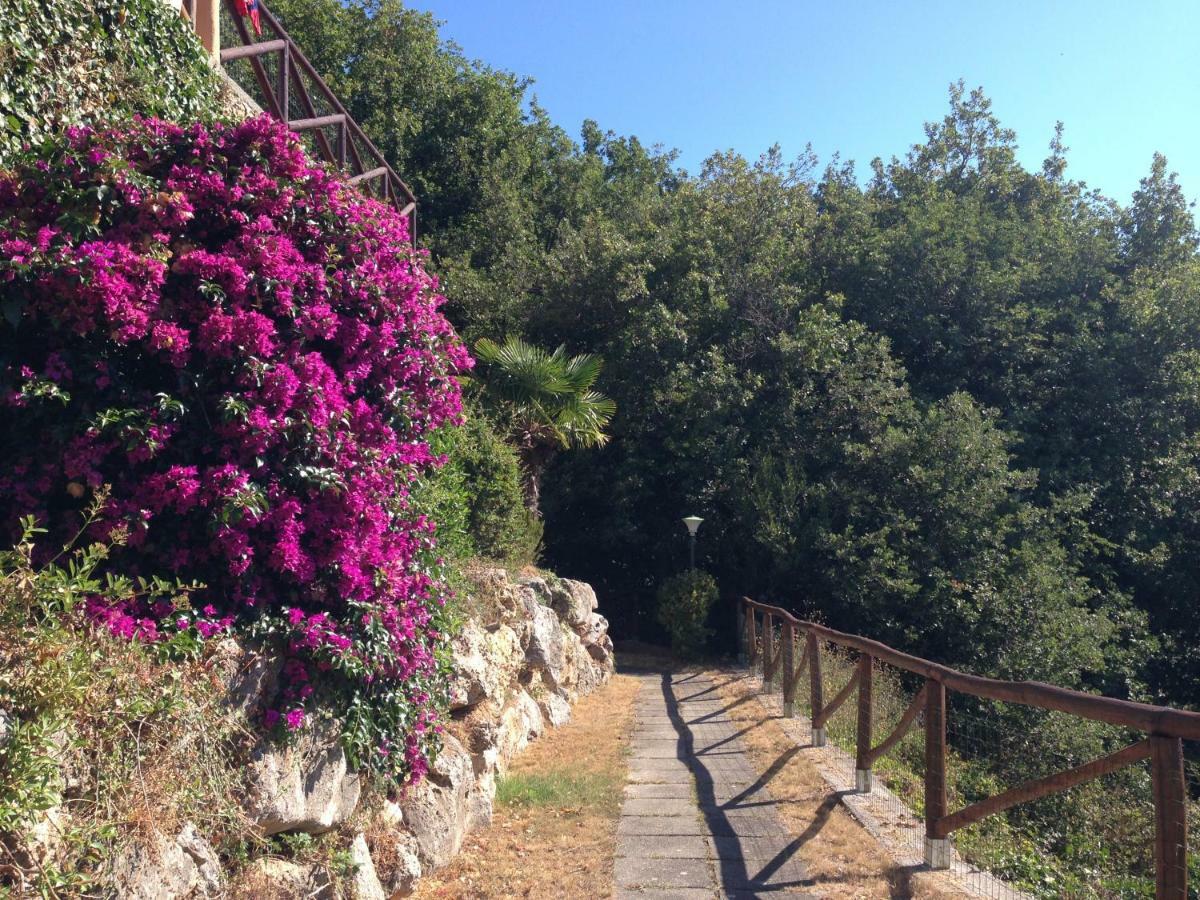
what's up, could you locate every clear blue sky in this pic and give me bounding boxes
[406,0,1199,204]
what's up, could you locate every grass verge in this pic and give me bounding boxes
[413,673,640,899]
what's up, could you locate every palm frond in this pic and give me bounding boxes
[476,335,616,453]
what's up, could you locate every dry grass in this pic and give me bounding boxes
[413,674,641,899]
[704,669,967,900]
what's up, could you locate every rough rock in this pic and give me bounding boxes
[579,612,609,648]
[495,690,544,770]
[349,832,386,900]
[587,639,612,664]
[448,622,523,711]
[465,768,495,832]
[374,831,421,898]
[0,708,11,749]
[244,723,361,835]
[518,575,553,606]
[112,823,223,899]
[538,692,571,728]
[379,800,404,828]
[208,638,282,715]
[397,734,473,870]
[549,578,598,630]
[14,802,69,873]
[522,596,565,684]
[237,858,332,899]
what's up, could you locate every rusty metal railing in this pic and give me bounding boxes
[213,0,417,242]
[739,596,1195,898]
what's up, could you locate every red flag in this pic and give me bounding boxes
[232,0,262,36]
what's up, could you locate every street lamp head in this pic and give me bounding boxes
[682,516,704,536]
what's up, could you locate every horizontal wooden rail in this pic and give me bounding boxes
[742,597,1200,740]
[220,38,286,61]
[739,596,1194,897]
[289,114,347,131]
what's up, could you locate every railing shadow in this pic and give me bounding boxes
[660,672,812,894]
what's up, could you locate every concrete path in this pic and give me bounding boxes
[615,671,812,899]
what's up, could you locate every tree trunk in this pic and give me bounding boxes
[519,446,555,518]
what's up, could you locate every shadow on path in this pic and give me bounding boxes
[660,671,812,896]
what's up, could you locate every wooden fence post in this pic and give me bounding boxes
[1151,735,1188,899]
[855,653,873,792]
[924,679,949,869]
[736,601,747,665]
[761,614,777,694]
[781,622,796,717]
[808,630,825,746]
[747,607,758,668]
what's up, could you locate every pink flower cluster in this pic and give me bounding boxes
[0,116,471,783]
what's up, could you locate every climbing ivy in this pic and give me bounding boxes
[0,0,221,164]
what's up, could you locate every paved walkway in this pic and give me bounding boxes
[615,671,812,899]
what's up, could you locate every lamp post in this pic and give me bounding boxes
[682,516,703,570]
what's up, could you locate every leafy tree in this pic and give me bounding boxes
[473,337,615,517]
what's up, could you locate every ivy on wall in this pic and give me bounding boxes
[0,0,221,164]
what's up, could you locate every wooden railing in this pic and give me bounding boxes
[738,597,1196,898]
[188,0,418,242]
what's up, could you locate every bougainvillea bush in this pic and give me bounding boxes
[0,115,471,784]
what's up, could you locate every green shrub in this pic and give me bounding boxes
[0,500,250,894]
[0,0,221,165]
[656,570,718,659]
[416,404,542,567]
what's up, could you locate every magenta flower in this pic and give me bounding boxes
[0,116,470,785]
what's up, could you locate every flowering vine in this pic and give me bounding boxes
[0,115,471,784]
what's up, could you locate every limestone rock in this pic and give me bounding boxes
[495,690,543,771]
[373,831,421,898]
[587,640,612,664]
[208,638,281,715]
[465,768,495,831]
[396,734,473,870]
[448,621,523,711]
[549,578,598,630]
[579,612,610,648]
[349,832,386,900]
[236,858,332,899]
[518,575,553,607]
[522,596,565,683]
[538,692,571,728]
[244,724,361,835]
[379,800,404,828]
[112,823,223,899]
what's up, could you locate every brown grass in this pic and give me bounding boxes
[413,674,641,899]
[704,669,967,900]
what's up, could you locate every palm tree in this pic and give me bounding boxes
[473,337,616,517]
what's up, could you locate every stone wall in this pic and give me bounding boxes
[113,568,615,898]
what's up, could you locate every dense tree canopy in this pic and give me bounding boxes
[271,2,1199,711]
